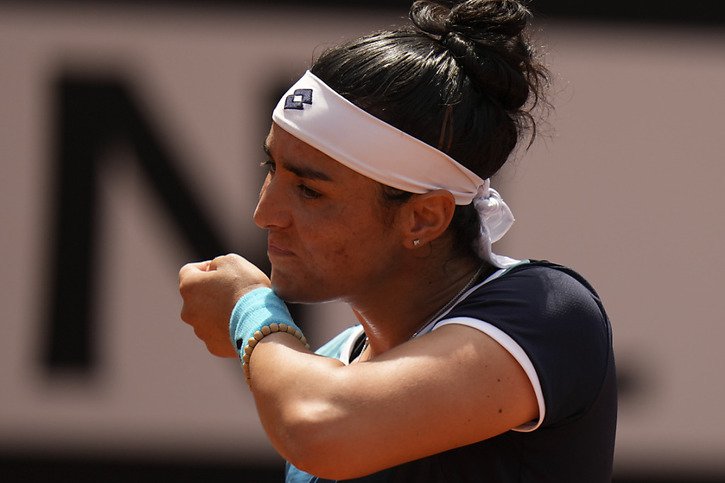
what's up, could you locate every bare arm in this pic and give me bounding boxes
[250,324,537,479]
[179,254,538,479]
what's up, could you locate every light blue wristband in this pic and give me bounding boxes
[229,287,307,382]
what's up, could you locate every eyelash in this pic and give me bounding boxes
[260,159,321,200]
[260,159,276,174]
[297,184,321,199]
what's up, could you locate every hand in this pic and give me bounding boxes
[179,254,271,358]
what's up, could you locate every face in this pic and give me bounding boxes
[254,123,405,304]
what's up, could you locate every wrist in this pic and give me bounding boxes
[229,287,308,384]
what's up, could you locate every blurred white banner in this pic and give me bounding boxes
[1,3,724,475]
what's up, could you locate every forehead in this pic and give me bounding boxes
[266,123,379,187]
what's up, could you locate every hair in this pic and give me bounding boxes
[310,0,549,259]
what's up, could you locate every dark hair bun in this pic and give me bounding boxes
[447,0,529,40]
[410,0,538,110]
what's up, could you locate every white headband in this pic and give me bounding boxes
[272,70,518,268]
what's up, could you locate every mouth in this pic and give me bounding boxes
[267,240,294,257]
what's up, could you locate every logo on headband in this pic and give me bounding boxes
[284,88,313,110]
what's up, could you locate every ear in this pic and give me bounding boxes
[401,190,456,249]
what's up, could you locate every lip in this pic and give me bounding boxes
[267,240,295,257]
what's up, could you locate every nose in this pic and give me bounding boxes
[253,175,291,229]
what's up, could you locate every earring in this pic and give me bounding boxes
[413,239,421,247]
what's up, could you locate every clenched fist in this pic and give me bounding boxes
[179,254,271,357]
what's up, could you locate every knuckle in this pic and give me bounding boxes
[179,262,193,278]
[178,282,191,298]
[179,306,192,324]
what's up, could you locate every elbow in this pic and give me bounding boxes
[268,400,363,480]
[283,442,344,480]
[285,445,365,480]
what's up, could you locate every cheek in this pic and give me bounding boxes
[293,185,397,274]
[309,226,357,266]
[321,214,392,269]
[297,211,356,261]
[325,240,358,270]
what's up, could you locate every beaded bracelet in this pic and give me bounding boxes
[229,287,309,385]
[240,323,308,382]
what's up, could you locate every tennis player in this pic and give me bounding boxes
[179,1,617,481]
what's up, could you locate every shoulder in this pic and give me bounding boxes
[455,260,609,332]
[444,260,614,427]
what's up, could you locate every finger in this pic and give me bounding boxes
[208,255,229,271]
[209,253,246,272]
[179,260,212,279]
[178,262,216,296]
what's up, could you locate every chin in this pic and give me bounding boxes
[272,286,331,304]
[270,274,328,304]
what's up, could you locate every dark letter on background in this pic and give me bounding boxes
[44,73,234,374]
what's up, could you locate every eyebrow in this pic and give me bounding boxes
[262,142,333,182]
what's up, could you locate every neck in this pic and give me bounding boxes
[348,253,486,359]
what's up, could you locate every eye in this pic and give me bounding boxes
[297,184,321,199]
[260,159,276,174]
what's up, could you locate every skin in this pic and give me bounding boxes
[178,123,538,479]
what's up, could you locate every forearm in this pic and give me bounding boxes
[226,287,352,469]
[246,333,360,476]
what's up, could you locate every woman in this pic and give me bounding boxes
[178,1,617,481]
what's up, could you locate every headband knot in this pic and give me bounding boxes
[473,179,515,244]
[472,180,517,267]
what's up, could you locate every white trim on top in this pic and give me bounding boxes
[433,317,546,432]
[339,325,365,366]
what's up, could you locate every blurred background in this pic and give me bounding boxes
[1,1,724,481]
